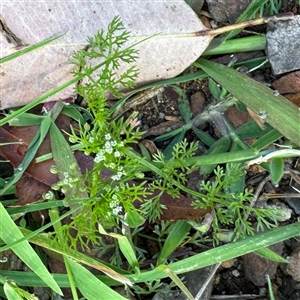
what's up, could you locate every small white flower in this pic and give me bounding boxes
[112,206,123,215]
[105,148,113,154]
[94,150,105,163]
[104,141,111,149]
[111,175,119,181]
[88,136,94,143]
[114,151,120,158]
[112,194,118,201]
[105,134,111,140]
[111,140,117,147]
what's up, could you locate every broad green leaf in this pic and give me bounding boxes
[157,220,191,266]
[0,203,62,295]
[66,257,126,300]
[50,121,85,202]
[8,113,45,126]
[192,127,215,147]
[270,157,284,185]
[198,58,300,147]
[203,35,266,56]
[125,210,145,228]
[251,128,283,150]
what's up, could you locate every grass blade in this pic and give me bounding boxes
[197,58,300,146]
[0,35,63,64]
[0,203,62,295]
[66,257,127,300]
[254,247,288,263]
[1,223,299,288]
[157,220,191,266]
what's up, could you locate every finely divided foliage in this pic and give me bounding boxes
[50,16,284,248]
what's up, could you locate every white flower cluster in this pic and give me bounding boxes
[111,166,126,181]
[94,133,123,163]
[108,194,123,216]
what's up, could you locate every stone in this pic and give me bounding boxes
[206,0,251,23]
[243,242,284,286]
[287,247,300,282]
[267,15,300,74]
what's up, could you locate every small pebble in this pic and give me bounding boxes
[231,269,240,277]
[221,259,235,269]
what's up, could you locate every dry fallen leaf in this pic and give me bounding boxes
[0,0,212,109]
[0,114,94,207]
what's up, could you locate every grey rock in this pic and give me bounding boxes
[152,265,216,300]
[285,184,300,214]
[267,15,300,74]
[243,242,284,286]
[287,247,300,282]
[206,0,251,23]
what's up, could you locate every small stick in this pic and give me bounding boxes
[195,12,294,37]
[133,12,294,39]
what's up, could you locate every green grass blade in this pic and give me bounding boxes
[131,222,300,283]
[203,35,266,56]
[157,220,191,266]
[172,86,191,123]
[0,203,62,295]
[8,113,45,126]
[266,274,275,300]
[163,130,186,160]
[0,35,63,64]
[157,265,194,300]
[2,222,299,288]
[99,224,139,275]
[19,227,131,285]
[254,248,288,263]
[3,282,24,300]
[197,58,300,146]
[65,257,127,300]
[251,128,283,150]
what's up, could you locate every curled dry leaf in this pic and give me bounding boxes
[0,114,94,206]
[0,0,212,109]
